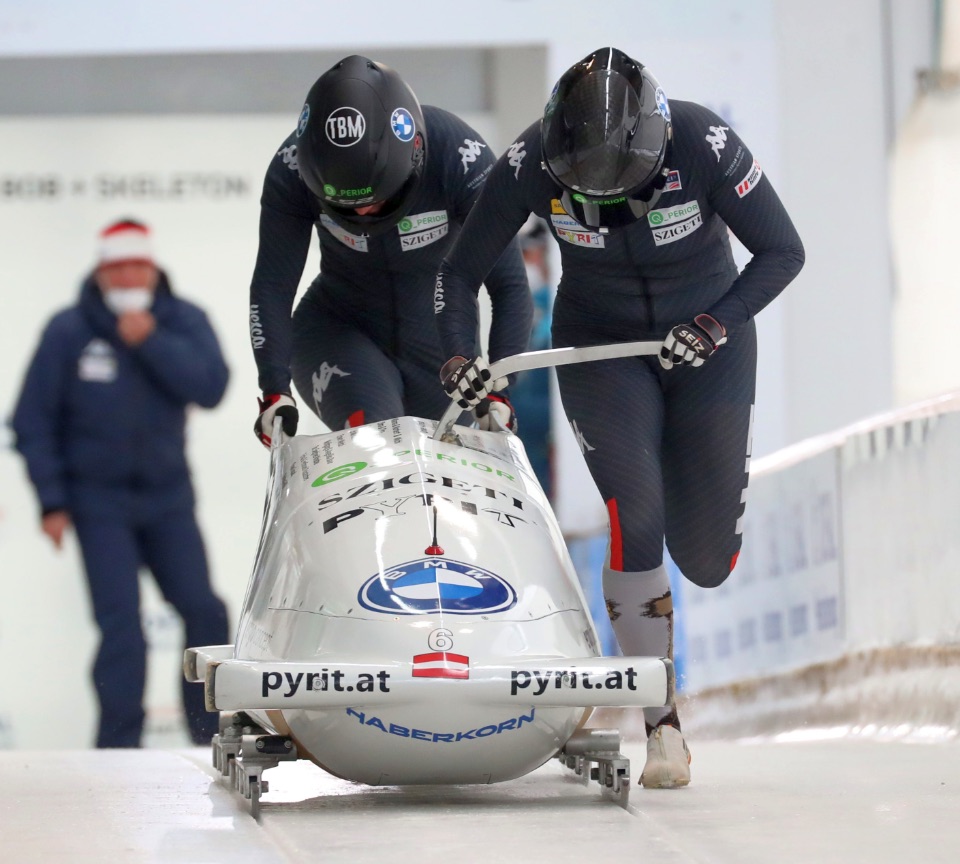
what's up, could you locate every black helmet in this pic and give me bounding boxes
[296,55,426,236]
[541,47,672,232]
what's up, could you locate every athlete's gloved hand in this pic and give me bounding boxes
[659,314,728,370]
[439,355,507,408]
[474,393,517,433]
[254,393,299,448]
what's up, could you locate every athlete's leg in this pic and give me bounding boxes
[662,320,757,588]
[556,354,666,571]
[556,353,678,689]
[291,311,404,429]
[557,353,691,784]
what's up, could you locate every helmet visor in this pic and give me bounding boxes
[321,160,423,237]
[560,188,663,232]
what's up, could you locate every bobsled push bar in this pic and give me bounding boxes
[185,646,674,712]
[433,340,662,440]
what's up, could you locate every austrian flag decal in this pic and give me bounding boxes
[412,652,470,679]
[736,158,763,198]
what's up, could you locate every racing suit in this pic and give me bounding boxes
[249,105,532,429]
[435,101,805,589]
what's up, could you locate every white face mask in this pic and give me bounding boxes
[102,287,154,315]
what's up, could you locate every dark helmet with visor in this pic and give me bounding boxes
[296,55,426,236]
[541,47,672,232]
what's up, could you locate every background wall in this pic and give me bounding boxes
[0,0,944,746]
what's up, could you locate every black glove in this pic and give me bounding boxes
[254,393,299,447]
[474,393,517,432]
[659,314,727,370]
[440,355,507,409]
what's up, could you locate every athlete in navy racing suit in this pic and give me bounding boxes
[435,48,805,787]
[249,56,531,444]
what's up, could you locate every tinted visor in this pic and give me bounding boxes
[560,184,664,232]
[558,152,670,232]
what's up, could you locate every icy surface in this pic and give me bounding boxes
[3,739,958,863]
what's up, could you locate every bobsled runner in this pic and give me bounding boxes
[185,341,670,816]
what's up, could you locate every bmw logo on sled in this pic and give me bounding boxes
[184,342,674,815]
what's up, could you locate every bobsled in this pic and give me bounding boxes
[185,341,671,814]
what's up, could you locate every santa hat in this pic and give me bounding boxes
[97,218,154,266]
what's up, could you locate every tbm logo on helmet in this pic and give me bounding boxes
[295,55,428,238]
[325,107,366,147]
[541,47,673,233]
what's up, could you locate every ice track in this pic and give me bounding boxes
[3,737,959,863]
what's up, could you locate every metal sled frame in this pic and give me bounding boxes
[186,641,672,813]
[189,340,667,816]
[557,727,632,807]
[211,711,298,820]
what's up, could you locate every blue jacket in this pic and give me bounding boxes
[12,272,229,517]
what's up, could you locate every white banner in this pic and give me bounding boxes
[681,449,844,690]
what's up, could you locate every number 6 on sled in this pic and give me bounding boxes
[185,340,668,814]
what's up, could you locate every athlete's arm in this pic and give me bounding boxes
[249,142,314,395]
[439,113,533,364]
[437,136,538,361]
[697,111,805,328]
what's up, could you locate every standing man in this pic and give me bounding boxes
[12,218,230,747]
[249,55,532,446]
[435,48,805,787]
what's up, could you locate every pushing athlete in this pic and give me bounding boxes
[435,47,805,787]
[249,55,532,446]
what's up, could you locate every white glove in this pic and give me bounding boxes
[475,395,516,432]
[440,356,507,408]
[659,314,728,370]
[254,393,299,448]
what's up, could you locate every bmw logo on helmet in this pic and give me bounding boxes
[297,103,310,137]
[391,107,416,142]
[655,87,671,122]
[358,558,517,615]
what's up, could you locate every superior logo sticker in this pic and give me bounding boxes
[646,200,701,228]
[397,210,449,234]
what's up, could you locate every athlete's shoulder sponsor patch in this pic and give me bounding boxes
[705,125,729,161]
[320,214,369,252]
[465,163,492,190]
[663,170,682,191]
[277,144,299,173]
[507,141,526,179]
[458,138,487,174]
[735,158,763,198]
